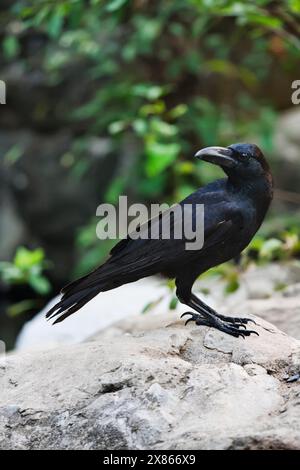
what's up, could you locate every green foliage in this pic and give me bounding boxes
[74,220,116,276]
[2,0,300,278]
[2,35,20,59]
[0,247,51,296]
[169,296,179,310]
[246,230,300,262]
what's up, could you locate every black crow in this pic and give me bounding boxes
[46,143,273,338]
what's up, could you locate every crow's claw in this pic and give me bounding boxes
[181,312,210,327]
[181,311,259,339]
[181,312,191,319]
[233,323,247,329]
[216,314,256,326]
[216,323,259,338]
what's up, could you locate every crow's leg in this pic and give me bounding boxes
[176,280,258,338]
[190,294,256,326]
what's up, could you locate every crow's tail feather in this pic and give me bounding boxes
[46,253,160,324]
[45,267,144,324]
[46,285,101,323]
[51,289,99,324]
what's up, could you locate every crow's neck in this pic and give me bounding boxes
[227,172,273,207]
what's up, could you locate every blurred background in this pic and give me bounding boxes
[1,0,300,350]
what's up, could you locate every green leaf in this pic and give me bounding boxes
[108,120,127,134]
[150,119,178,137]
[175,161,195,175]
[106,0,128,12]
[244,14,283,29]
[288,0,300,14]
[168,104,188,119]
[132,84,165,100]
[14,247,45,269]
[4,145,23,166]
[132,119,147,136]
[3,36,20,59]
[260,238,283,259]
[248,236,264,252]
[169,296,178,310]
[48,8,64,38]
[145,142,180,177]
[137,18,161,42]
[0,263,22,283]
[28,275,51,295]
[140,101,166,116]
[225,278,240,294]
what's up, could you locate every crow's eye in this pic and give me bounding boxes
[241,152,250,161]
[229,147,250,162]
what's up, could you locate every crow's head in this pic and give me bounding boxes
[195,143,270,179]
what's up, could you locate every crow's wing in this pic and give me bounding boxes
[62,197,242,295]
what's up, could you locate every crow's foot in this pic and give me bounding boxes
[181,312,259,339]
[215,313,256,326]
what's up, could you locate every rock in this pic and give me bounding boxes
[243,295,300,341]
[282,282,300,298]
[238,262,300,299]
[1,314,300,450]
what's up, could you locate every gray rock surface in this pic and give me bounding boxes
[1,313,300,450]
[243,295,300,341]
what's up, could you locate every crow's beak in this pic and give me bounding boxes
[195,146,236,168]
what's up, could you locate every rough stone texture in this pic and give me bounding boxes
[238,262,300,300]
[242,295,300,342]
[1,314,300,450]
